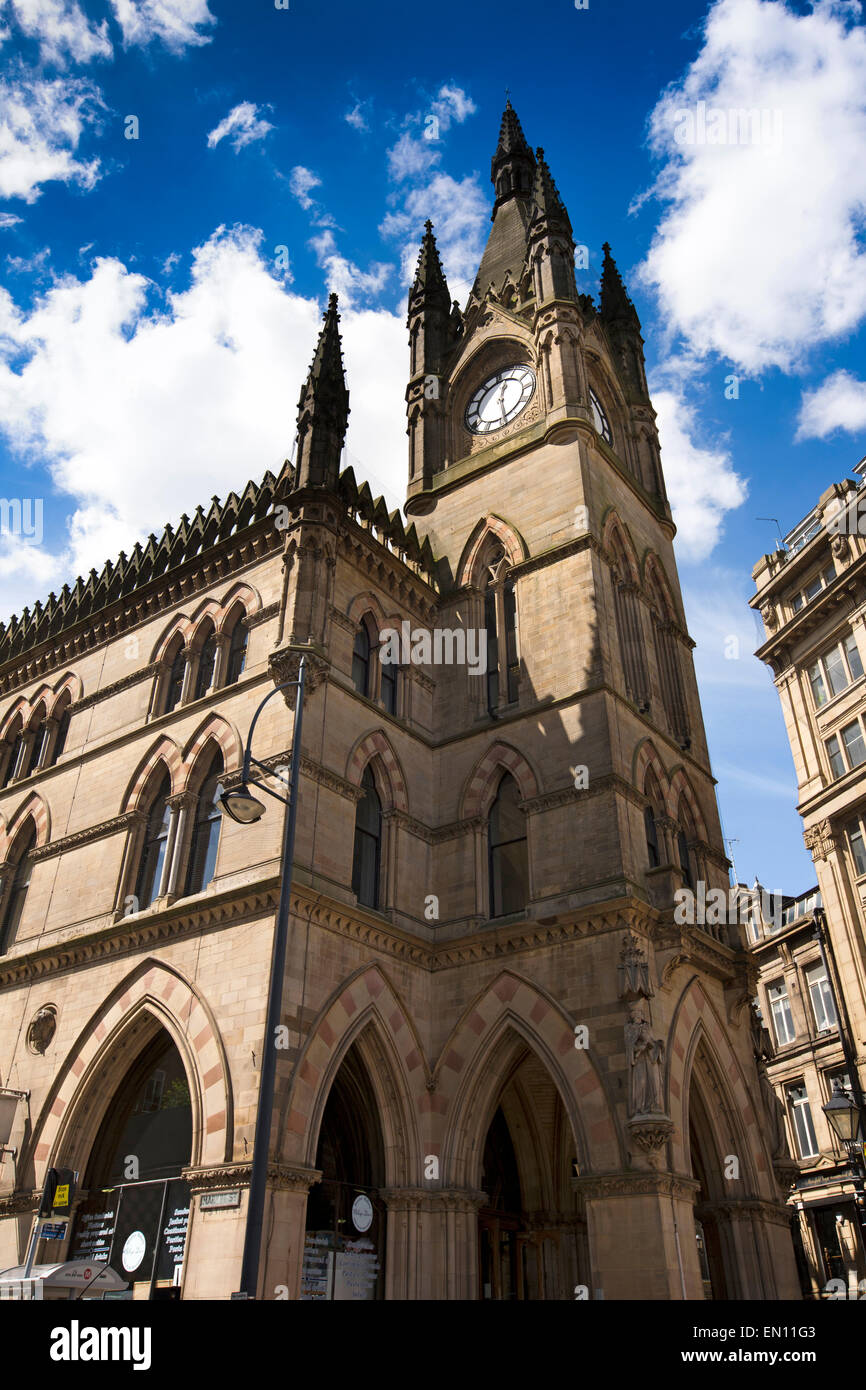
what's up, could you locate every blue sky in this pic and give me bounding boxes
[1,0,865,892]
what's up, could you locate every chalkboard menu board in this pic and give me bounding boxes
[69,1196,118,1266]
[68,1178,190,1289]
[156,1187,190,1281]
[300,1232,380,1301]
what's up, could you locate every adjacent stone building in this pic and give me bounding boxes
[0,104,799,1300]
[751,455,866,1296]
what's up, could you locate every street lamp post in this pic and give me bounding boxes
[222,657,306,1299]
[822,1080,866,1258]
[813,905,866,1270]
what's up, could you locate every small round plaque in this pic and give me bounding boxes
[27,1006,56,1055]
[122,1230,147,1272]
[351,1193,373,1233]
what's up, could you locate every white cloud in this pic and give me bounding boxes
[796,368,866,440]
[4,0,112,65]
[0,212,23,227]
[386,82,477,183]
[0,70,104,203]
[638,0,866,373]
[0,226,409,620]
[380,173,488,295]
[345,100,370,133]
[109,0,215,52]
[308,228,391,306]
[651,387,748,559]
[288,165,321,210]
[207,101,273,152]
[387,129,439,183]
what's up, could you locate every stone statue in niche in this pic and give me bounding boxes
[625,1008,665,1116]
[617,931,652,1004]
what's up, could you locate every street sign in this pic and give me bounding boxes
[38,1222,68,1241]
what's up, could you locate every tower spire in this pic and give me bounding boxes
[294,291,350,491]
[490,99,536,211]
[600,242,640,327]
[408,219,451,316]
[529,146,572,238]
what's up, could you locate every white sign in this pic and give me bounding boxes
[121,1230,147,1273]
[351,1194,373,1233]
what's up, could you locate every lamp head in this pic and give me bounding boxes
[219,786,266,824]
[823,1080,861,1145]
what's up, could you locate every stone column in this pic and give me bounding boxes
[380,1187,426,1299]
[574,1173,703,1300]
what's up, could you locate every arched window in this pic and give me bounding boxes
[677,829,694,891]
[649,568,689,746]
[1,727,25,788]
[381,655,399,716]
[483,546,519,714]
[185,754,224,896]
[225,619,248,686]
[18,719,45,780]
[50,703,71,765]
[136,774,172,909]
[609,528,650,710]
[30,718,52,773]
[0,825,36,953]
[194,626,218,701]
[352,766,381,909]
[645,806,660,868]
[488,772,529,917]
[164,642,187,715]
[352,620,373,698]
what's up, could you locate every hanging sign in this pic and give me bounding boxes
[351,1194,373,1233]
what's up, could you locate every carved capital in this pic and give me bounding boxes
[627,1116,675,1167]
[804,819,837,862]
[269,644,330,700]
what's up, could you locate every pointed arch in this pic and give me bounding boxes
[601,510,641,587]
[667,767,709,842]
[437,970,623,1183]
[182,713,243,783]
[214,581,261,630]
[457,514,528,589]
[49,673,81,716]
[667,977,770,1190]
[644,552,679,624]
[24,958,232,1189]
[121,736,184,811]
[632,737,669,798]
[150,615,194,664]
[24,697,49,732]
[461,740,539,820]
[0,791,50,859]
[345,729,409,812]
[346,590,388,630]
[0,698,28,742]
[279,963,422,1185]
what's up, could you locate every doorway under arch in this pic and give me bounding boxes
[67,1025,193,1299]
[688,1082,730,1300]
[301,1041,387,1300]
[476,1045,586,1300]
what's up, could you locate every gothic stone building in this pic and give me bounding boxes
[0,105,799,1300]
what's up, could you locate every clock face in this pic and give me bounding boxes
[589,388,612,445]
[465,365,536,435]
